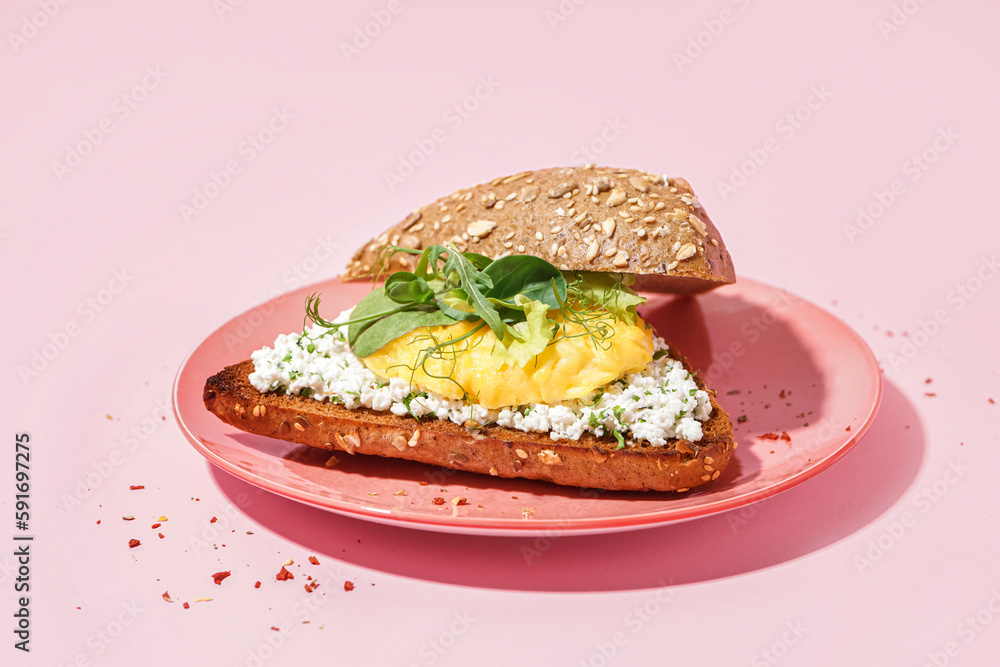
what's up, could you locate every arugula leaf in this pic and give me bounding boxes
[443,245,504,337]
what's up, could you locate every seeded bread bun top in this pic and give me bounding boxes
[342,166,735,295]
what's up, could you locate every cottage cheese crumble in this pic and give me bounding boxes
[248,308,712,447]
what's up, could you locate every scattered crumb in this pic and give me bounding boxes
[122,516,134,521]
[726,389,741,395]
[162,591,174,603]
[757,433,780,441]
[194,597,212,603]
[737,415,747,423]
[925,393,936,397]
[451,497,468,506]
[106,414,113,420]
[304,581,320,593]
[925,378,933,384]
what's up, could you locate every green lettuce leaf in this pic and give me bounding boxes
[490,295,556,369]
[565,271,645,325]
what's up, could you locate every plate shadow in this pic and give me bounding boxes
[209,379,921,592]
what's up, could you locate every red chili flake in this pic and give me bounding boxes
[122,516,135,521]
[212,571,231,585]
[96,520,101,525]
[846,426,852,432]
[431,498,445,506]
[128,539,141,548]
[270,626,279,631]
[210,517,218,523]
[158,533,165,539]
[304,581,320,593]
[780,431,791,442]
[418,481,429,486]
[886,331,894,337]
[925,378,933,384]
[254,581,261,589]
[162,591,174,603]
[308,556,320,565]
[925,392,936,397]
[757,433,781,441]
[276,566,294,581]
[130,485,145,490]
[151,523,161,529]
[183,602,190,609]
[990,398,996,404]
[344,581,355,592]
[779,389,786,399]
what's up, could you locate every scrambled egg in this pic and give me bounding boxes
[360,312,654,409]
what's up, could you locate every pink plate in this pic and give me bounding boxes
[174,277,881,536]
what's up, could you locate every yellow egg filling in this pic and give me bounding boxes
[360,311,654,409]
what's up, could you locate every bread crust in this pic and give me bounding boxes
[203,356,735,493]
[342,166,735,296]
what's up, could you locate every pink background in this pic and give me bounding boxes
[3,0,998,665]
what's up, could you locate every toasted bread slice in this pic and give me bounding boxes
[342,166,735,295]
[203,356,735,493]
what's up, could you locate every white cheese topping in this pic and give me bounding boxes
[248,308,712,447]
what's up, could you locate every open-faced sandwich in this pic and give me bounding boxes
[204,166,737,491]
